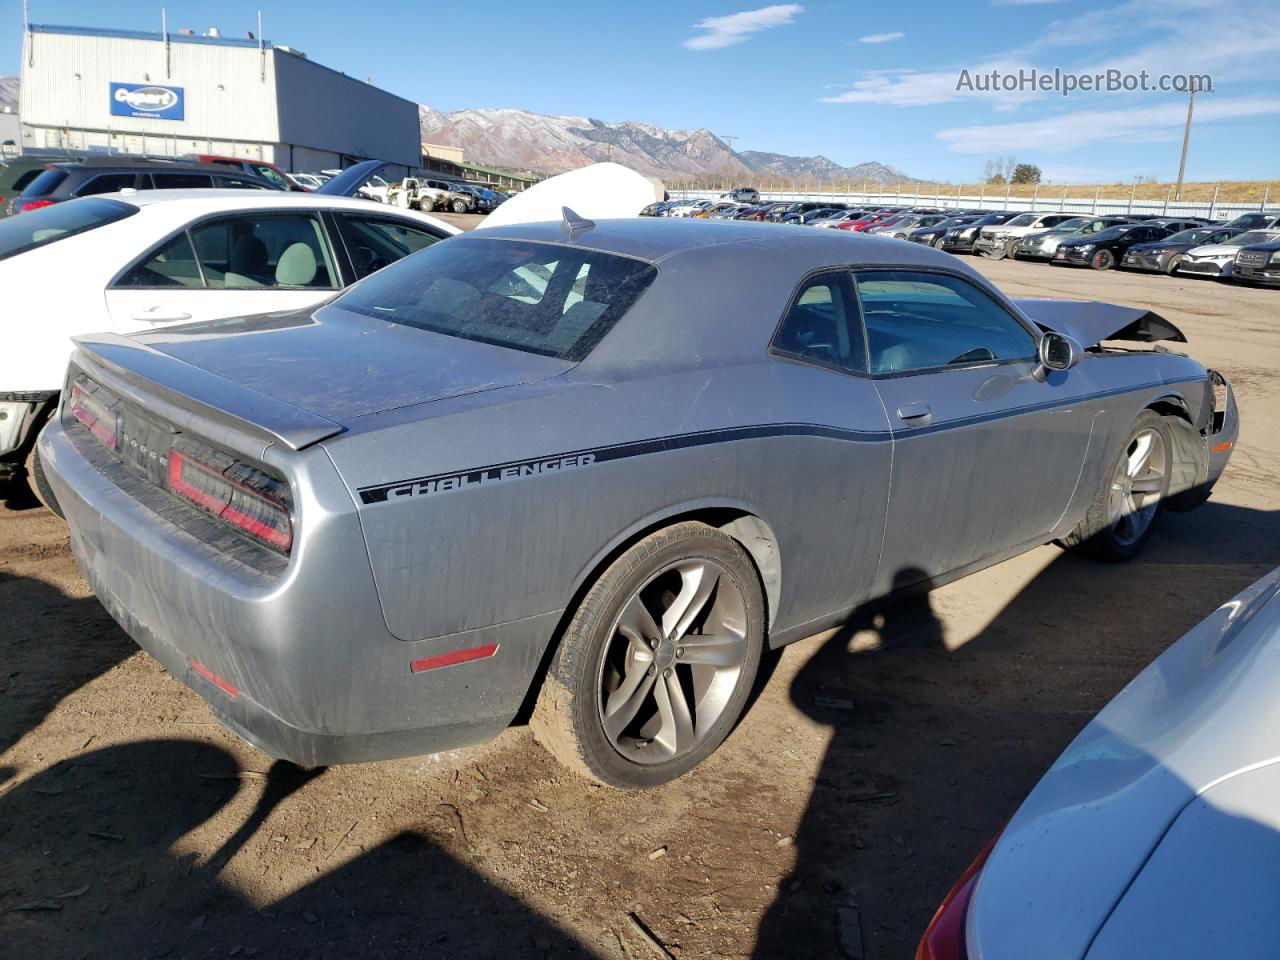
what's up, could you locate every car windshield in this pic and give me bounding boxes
[335,237,658,361]
[1088,226,1134,241]
[1165,228,1213,244]
[250,164,290,189]
[1005,214,1038,226]
[1225,230,1276,246]
[1053,218,1088,230]
[0,196,137,262]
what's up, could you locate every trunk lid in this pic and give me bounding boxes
[122,304,576,427]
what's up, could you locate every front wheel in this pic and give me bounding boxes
[1163,253,1184,275]
[1060,411,1171,561]
[451,198,469,213]
[1090,249,1116,270]
[531,522,764,788]
[933,236,947,249]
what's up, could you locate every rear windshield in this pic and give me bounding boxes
[0,197,137,262]
[335,237,658,361]
[21,168,68,197]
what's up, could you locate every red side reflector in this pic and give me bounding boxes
[410,643,499,674]
[189,657,240,698]
[1211,441,1233,454]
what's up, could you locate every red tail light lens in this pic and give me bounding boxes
[167,443,293,553]
[18,199,54,213]
[69,381,119,451]
[915,831,1001,960]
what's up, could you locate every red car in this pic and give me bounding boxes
[838,213,899,232]
[193,155,304,192]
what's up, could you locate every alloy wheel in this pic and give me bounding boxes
[596,559,748,765]
[1108,428,1167,546]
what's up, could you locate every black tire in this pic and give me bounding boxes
[1060,411,1172,561]
[530,521,765,788]
[451,198,469,213]
[933,237,947,249]
[26,443,63,518]
[1005,238,1021,259]
[1090,249,1116,270]
[1163,253,1184,275]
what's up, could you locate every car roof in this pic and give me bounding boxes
[468,215,961,268]
[88,189,462,235]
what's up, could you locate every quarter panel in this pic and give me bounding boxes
[328,358,894,642]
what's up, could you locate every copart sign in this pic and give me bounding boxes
[109,82,185,121]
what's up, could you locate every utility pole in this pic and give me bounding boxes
[1175,88,1196,201]
[719,134,738,186]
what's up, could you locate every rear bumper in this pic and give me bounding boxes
[38,420,557,767]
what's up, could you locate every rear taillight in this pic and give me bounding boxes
[166,442,293,553]
[69,381,120,451]
[18,199,54,214]
[915,831,1001,960]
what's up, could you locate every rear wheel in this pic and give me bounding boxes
[1090,249,1116,270]
[1061,411,1171,561]
[531,522,764,788]
[25,444,62,517]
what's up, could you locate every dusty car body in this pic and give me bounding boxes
[1178,229,1280,278]
[920,567,1280,960]
[40,217,1237,787]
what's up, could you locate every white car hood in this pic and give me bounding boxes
[477,162,664,229]
[1185,242,1243,258]
[968,568,1280,960]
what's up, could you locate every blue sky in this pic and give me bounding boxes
[3,0,1277,182]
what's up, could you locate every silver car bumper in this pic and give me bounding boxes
[38,419,552,766]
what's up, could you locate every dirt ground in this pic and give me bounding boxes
[2,239,1278,960]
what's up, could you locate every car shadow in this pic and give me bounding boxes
[0,570,137,757]
[0,742,597,959]
[753,498,1280,958]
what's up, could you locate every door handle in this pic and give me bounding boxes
[131,308,192,323]
[895,402,932,424]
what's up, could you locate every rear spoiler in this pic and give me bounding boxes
[1012,299,1187,348]
[71,332,344,452]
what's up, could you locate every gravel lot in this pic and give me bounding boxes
[3,234,1277,959]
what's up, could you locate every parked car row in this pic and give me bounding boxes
[644,194,1280,287]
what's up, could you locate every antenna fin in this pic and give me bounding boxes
[561,207,595,239]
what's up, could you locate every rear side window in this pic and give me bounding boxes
[335,237,658,361]
[77,173,139,196]
[21,168,68,196]
[190,213,338,289]
[0,197,137,262]
[773,273,866,374]
[854,271,1037,374]
[336,214,444,280]
[150,172,214,189]
[216,176,272,190]
[116,232,202,287]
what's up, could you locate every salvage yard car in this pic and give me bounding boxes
[918,567,1280,960]
[1121,225,1243,275]
[0,190,456,501]
[39,216,1237,789]
[1176,229,1280,279]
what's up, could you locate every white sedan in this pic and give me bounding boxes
[0,189,457,498]
[918,567,1280,960]
[1176,228,1280,279]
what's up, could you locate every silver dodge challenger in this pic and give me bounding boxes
[39,215,1238,788]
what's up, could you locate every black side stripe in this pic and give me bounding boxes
[356,377,1198,505]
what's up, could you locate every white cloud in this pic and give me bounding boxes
[857,32,904,44]
[683,4,804,50]
[820,0,1280,108]
[936,96,1280,153]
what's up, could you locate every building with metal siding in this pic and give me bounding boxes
[18,23,420,173]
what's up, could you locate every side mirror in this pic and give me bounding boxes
[1034,331,1083,380]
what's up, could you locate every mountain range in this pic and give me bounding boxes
[419,105,915,183]
[0,75,911,183]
